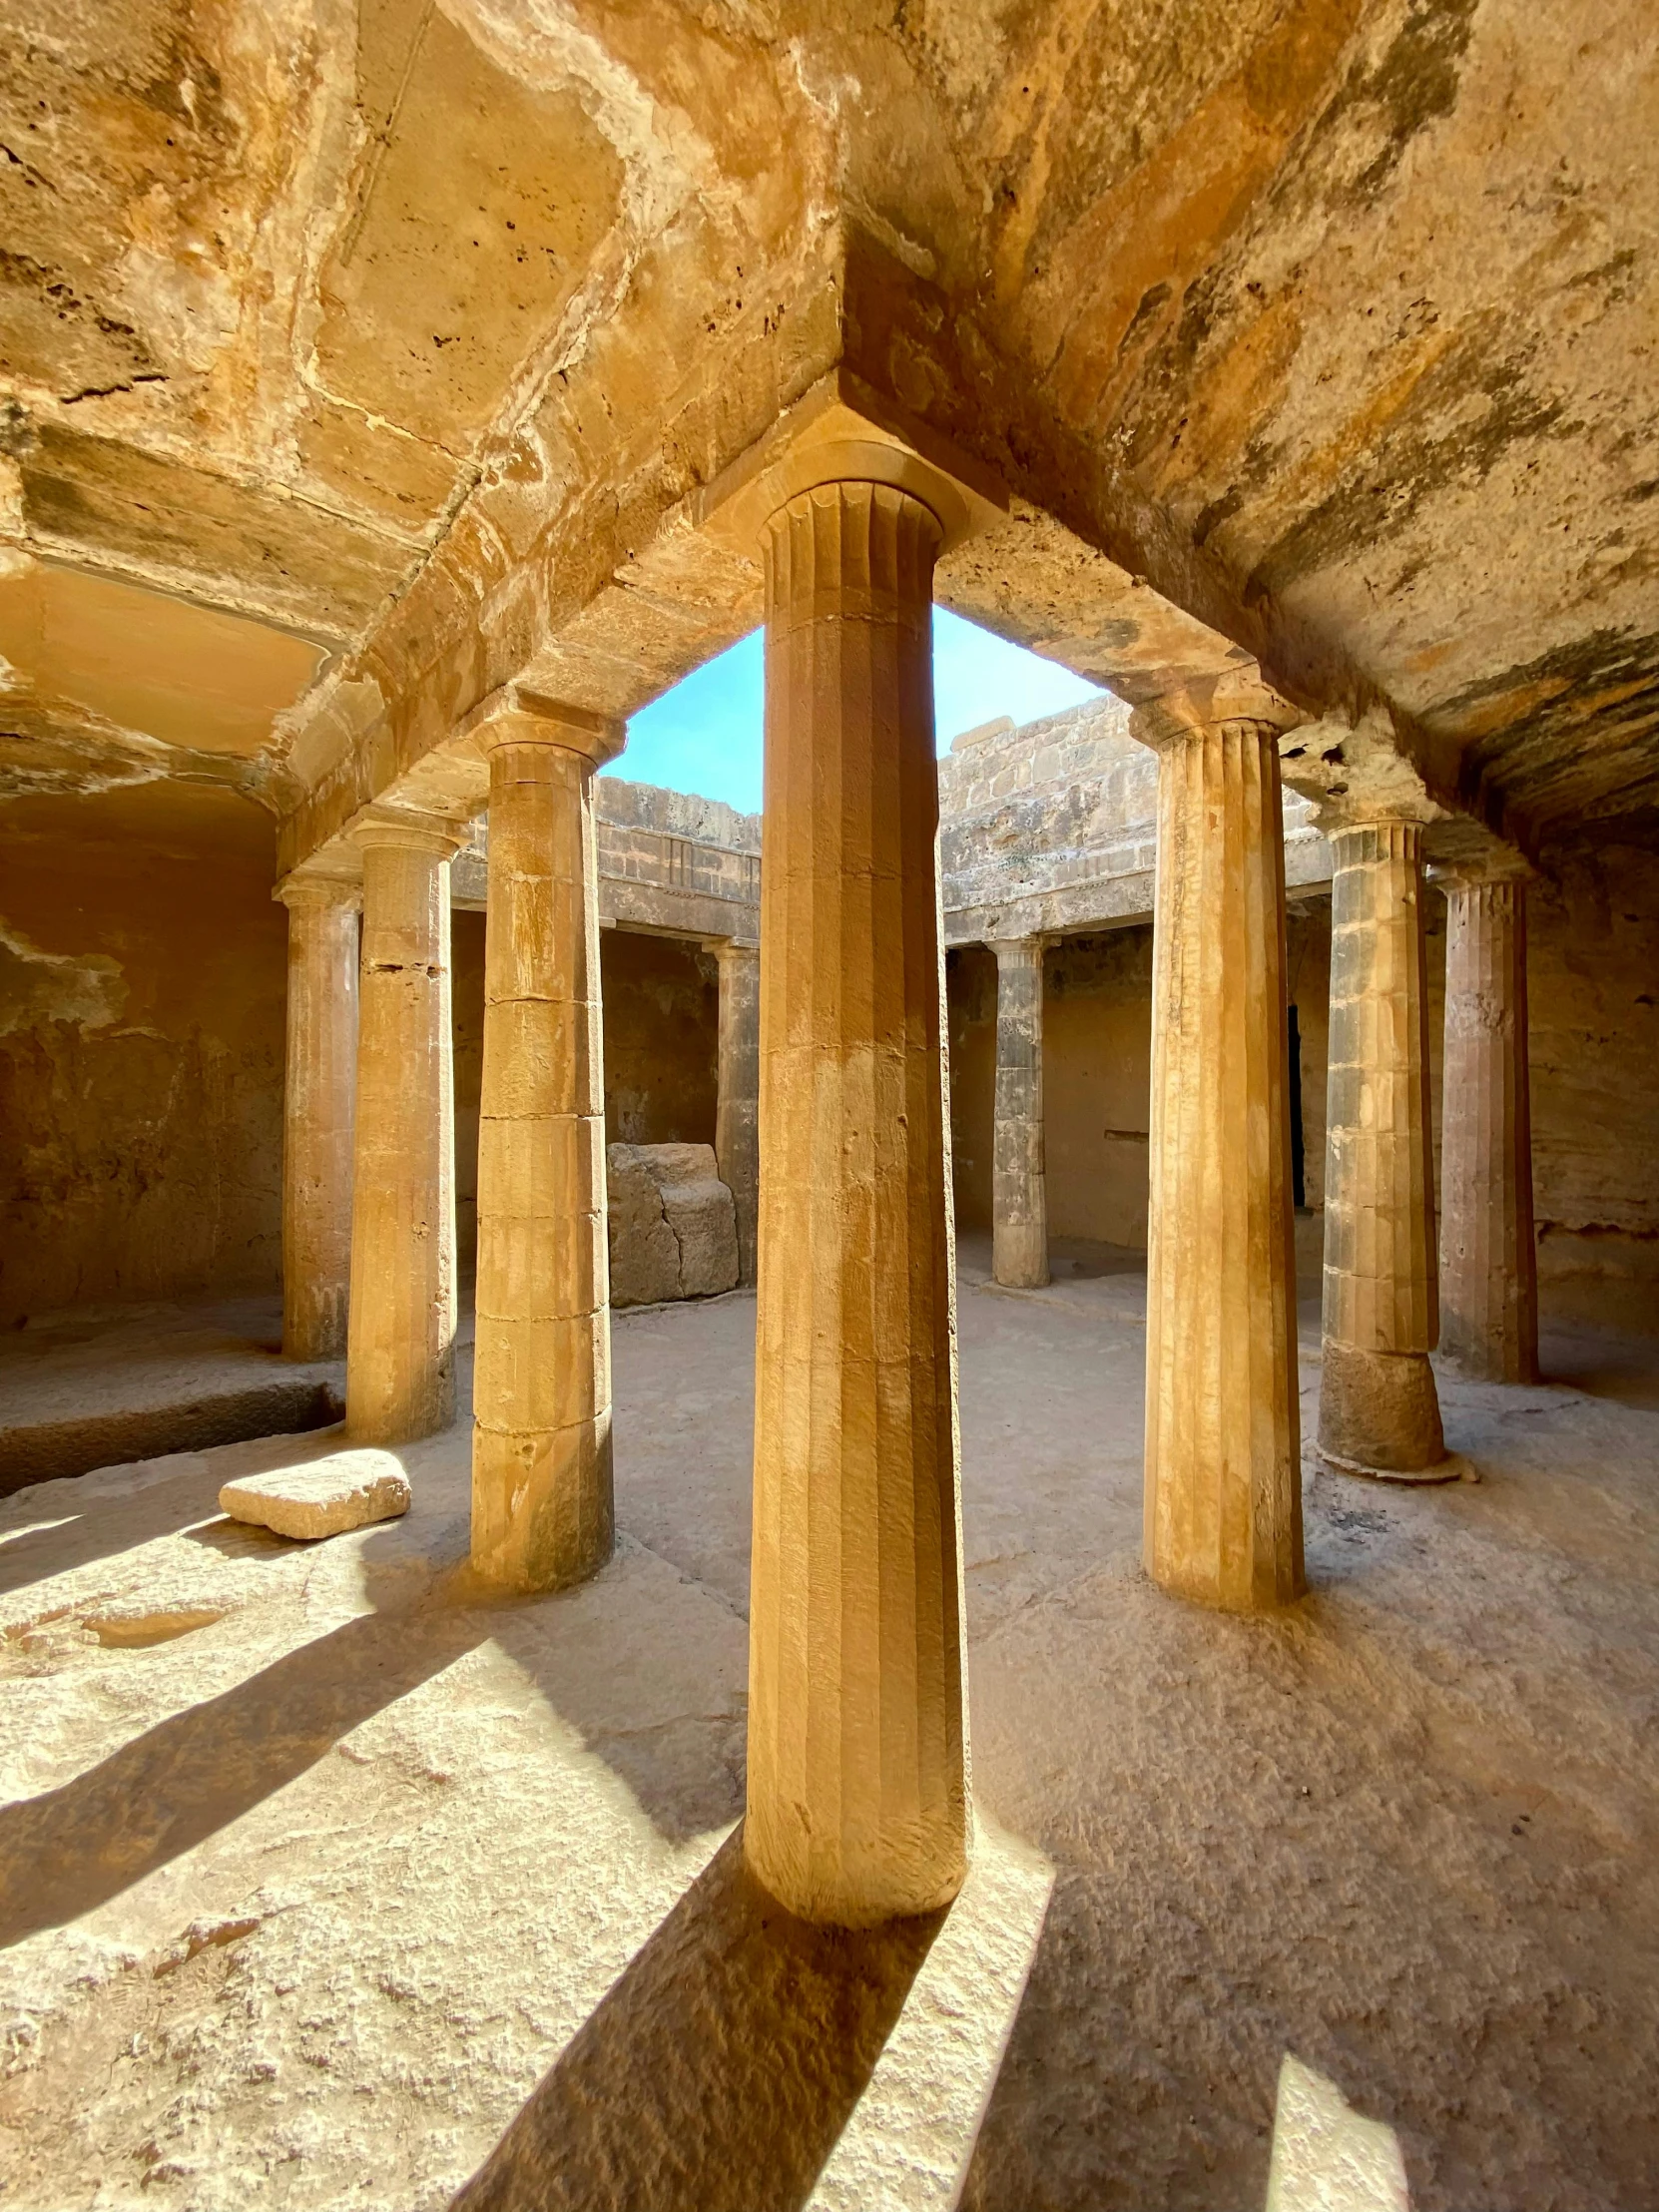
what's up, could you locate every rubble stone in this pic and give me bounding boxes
[606,1144,739,1309]
[219,1448,410,1539]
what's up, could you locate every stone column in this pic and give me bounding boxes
[747,476,969,1927]
[275,873,358,1363]
[345,814,464,1444]
[714,938,761,1288]
[1436,867,1538,1382]
[468,700,622,1592]
[1134,689,1304,1613]
[1319,818,1447,1477]
[989,935,1049,1289]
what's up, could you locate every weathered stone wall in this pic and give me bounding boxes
[939,699,1330,945]
[0,787,285,1325]
[1528,845,1659,1330]
[1286,899,1335,1216]
[599,930,720,1151]
[451,909,487,1274]
[1041,929,1156,1250]
[945,946,997,1233]
[940,702,1160,944]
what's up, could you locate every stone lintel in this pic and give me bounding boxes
[945,885,1153,947]
[459,684,625,770]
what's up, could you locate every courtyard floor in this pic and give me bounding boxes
[1,1245,1656,2209]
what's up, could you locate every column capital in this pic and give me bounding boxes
[460,684,625,770]
[345,807,468,861]
[696,365,1007,557]
[1129,669,1303,749]
[1325,807,1433,840]
[274,867,361,913]
[986,932,1050,963]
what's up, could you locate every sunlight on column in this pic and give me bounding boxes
[806,1818,1054,2212]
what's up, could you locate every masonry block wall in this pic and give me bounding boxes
[1529,845,1659,1330]
[0,787,286,1326]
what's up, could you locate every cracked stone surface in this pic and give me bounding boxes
[606,1142,738,1310]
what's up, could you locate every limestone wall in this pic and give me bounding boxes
[945,946,996,1233]
[1528,844,1659,1330]
[0,787,285,1325]
[452,910,487,1273]
[598,931,721,1151]
[939,701,1160,943]
[939,698,1329,944]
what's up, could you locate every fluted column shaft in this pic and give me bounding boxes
[345,818,462,1443]
[714,939,762,1288]
[747,479,969,1927]
[1319,820,1446,1475]
[1438,873,1538,1382]
[1140,708,1304,1611]
[276,875,358,1362]
[469,721,619,1590]
[990,936,1049,1289]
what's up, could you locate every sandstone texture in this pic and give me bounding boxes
[746,476,968,1926]
[1320,819,1446,1477]
[2,1269,1657,2209]
[469,703,618,1596]
[343,820,462,1447]
[1140,694,1305,1613]
[275,877,358,1364]
[2,1,1657,2196]
[606,1143,738,1309]
[219,1446,410,1539]
[0,1298,344,1492]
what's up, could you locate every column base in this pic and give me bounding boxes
[992,1222,1050,1290]
[1317,1342,1449,1479]
[742,1817,969,1930]
[471,1420,615,1592]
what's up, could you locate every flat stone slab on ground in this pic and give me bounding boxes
[219,1448,411,1539]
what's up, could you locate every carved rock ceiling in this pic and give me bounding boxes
[1,0,1654,852]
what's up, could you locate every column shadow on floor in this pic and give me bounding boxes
[451,1829,944,2212]
[0,1599,484,1949]
[0,1464,243,1601]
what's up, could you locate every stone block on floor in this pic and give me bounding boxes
[607,1142,740,1307]
[219,1447,411,1539]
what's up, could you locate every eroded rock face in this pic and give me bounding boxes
[218,1447,410,1539]
[606,1142,738,1309]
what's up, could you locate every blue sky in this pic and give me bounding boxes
[602,608,1101,814]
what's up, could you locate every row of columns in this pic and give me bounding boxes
[276,771,762,1570]
[276,431,1537,1931]
[979,817,1538,1507]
